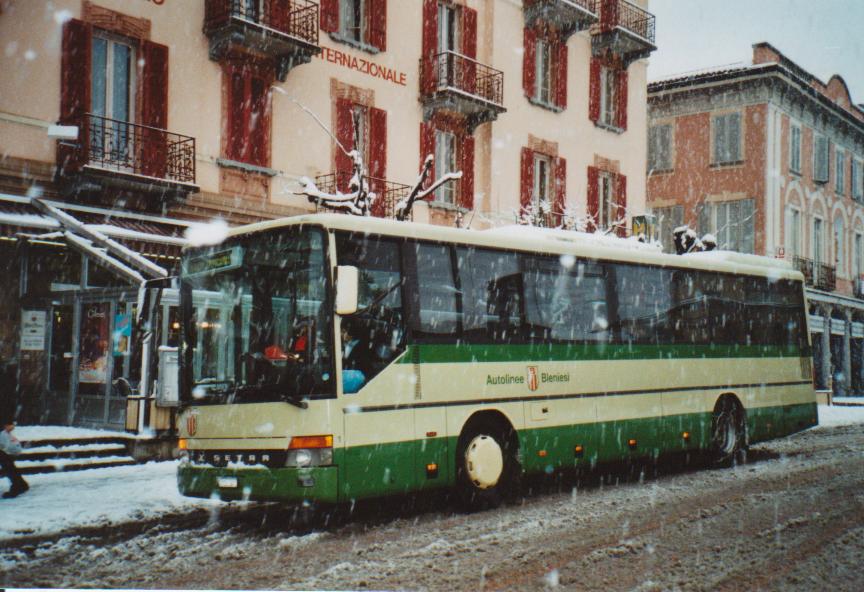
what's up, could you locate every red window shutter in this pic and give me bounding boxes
[589,58,601,122]
[421,0,438,95]
[369,0,387,52]
[227,67,247,162]
[523,27,537,98]
[141,40,170,177]
[335,98,354,188]
[59,18,92,174]
[554,157,567,226]
[320,0,339,33]
[141,41,169,129]
[520,147,534,210]
[369,107,387,216]
[617,68,628,130]
[420,122,435,191]
[615,173,627,237]
[555,39,568,109]
[587,166,600,232]
[460,134,475,210]
[600,0,618,32]
[249,76,271,167]
[462,7,477,93]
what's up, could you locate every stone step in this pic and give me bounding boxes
[17,456,139,475]
[19,442,128,462]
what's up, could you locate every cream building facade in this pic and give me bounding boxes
[0,0,655,428]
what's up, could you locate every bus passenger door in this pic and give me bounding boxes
[342,375,417,500]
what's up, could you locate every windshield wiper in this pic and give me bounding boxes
[232,384,309,409]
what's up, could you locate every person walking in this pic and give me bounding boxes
[0,419,28,498]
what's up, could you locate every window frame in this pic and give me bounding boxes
[599,65,617,128]
[813,134,830,183]
[532,152,552,209]
[786,206,802,258]
[434,129,458,204]
[91,32,136,124]
[598,171,616,229]
[647,123,673,172]
[813,216,825,265]
[534,37,553,105]
[437,1,461,54]
[712,111,743,166]
[836,148,846,195]
[789,122,801,174]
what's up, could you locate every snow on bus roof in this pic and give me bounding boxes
[216,214,802,281]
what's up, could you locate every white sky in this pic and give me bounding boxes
[647,0,864,104]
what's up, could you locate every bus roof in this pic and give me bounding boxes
[214,214,802,282]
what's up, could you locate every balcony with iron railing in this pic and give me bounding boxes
[793,256,837,292]
[592,0,656,64]
[419,51,506,131]
[523,0,598,37]
[203,0,321,81]
[58,114,197,203]
[314,173,413,220]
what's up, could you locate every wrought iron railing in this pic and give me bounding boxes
[793,256,836,292]
[421,51,505,107]
[600,0,655,44]
[82,114,196,184]
[314,173,413,220]
[204,0,319,46]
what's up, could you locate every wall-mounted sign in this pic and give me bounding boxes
[320,46,408,87]
[20,310,46,351]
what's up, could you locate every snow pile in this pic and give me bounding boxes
[15,425,131,441]
[184,219,229,247]
[0,461,218,541]
[817,404,864,427]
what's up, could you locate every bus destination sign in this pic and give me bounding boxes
[184,246,243,277]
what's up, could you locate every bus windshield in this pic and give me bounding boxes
[179,226,333,403]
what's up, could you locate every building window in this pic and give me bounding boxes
[652,205,683,253]
[533,153,552,207]
[437,2,460,53]
[351,104,369,165]
[836,149,846,195]
[648,124,673,172]
[340,0,365,43]
[434,129,458,204]
[535,38,553,105]
[855,232,863,281]
[813,217,824,265]
[712,112,742,165]
[786,207,801,258]
[835,217,845,274]
[600,66,617,127]
[91,34,135,161]
[700,199,754,253]
[853,159,863,202]
[814,134,829,183]
[790,123,801,174]
[598,172,617,229]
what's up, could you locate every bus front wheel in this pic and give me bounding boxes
[455,418,519,511]
[711,396,747,466]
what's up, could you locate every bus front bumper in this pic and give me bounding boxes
[177,464,339,504]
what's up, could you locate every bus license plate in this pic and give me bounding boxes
[217,476,238,488]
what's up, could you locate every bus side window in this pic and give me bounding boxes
[615,264,673,345]
[456,247,523,344]
[412,242,461,340]
[335,233,406,382]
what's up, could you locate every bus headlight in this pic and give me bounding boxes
[285,435,333,467]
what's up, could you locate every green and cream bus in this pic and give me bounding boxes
[175,214,817,509]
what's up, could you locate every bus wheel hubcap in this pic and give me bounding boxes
[465,435,504,489]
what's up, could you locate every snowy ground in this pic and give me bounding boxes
[2,404,864,544]
[0,461,220,541]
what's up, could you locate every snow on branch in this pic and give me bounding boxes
[395,154,463,221]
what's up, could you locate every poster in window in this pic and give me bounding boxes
[79,303,109,383]
[113,313,131,356]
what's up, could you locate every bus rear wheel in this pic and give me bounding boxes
[711,396,747,466]
[456,419,519,511]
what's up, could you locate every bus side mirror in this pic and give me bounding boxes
[335,265,359,315]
